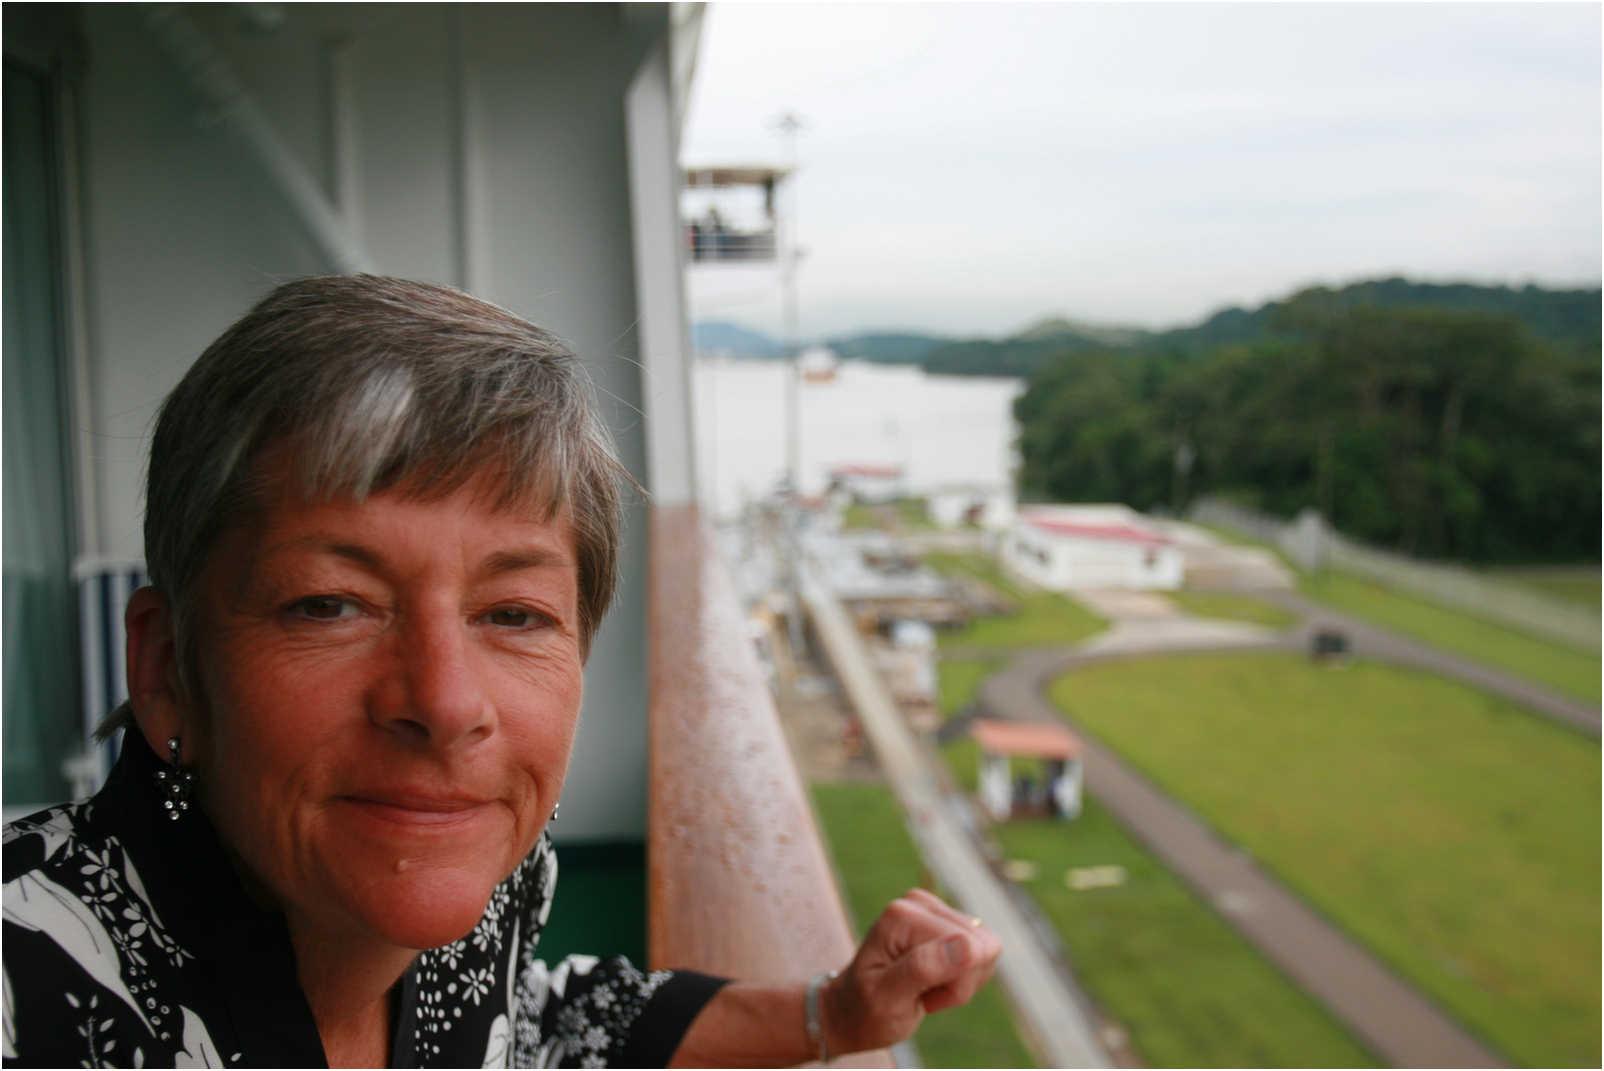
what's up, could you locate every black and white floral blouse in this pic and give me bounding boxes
[2,733,726,1068]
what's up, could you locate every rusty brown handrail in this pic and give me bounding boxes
[647,505,892,1066]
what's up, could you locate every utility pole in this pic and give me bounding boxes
[770,110,808,662]
[771,110,805,494]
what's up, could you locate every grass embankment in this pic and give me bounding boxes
[1167,589,1298,629]
[810,782,1038,1067]
[1051,652,1602,1068]
[1299,570,1601,703]
[1486,566,1601,610]
[1197,519,1599,701]
[995,806,1377,1068]
[925,551,1106,649]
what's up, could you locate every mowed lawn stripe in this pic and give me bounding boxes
[1299,570,1600,703]
[1051,652,1601,1068]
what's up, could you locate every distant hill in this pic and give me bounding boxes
[1013,316,1153,348]
[929,278,1600,376]
[692,277,1600,375]
[923,317,1158,377]
[1152,277,1601,359]
[692,320,786,358]
[823,331,951,365]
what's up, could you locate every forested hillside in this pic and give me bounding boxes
[1152,278,1601,361]
[925,278,1601,377]
[825,332,950,365]
[1015,291,1601,563]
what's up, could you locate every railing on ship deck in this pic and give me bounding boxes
[646,505,893,1067]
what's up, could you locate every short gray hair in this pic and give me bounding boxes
[102,274,634,737]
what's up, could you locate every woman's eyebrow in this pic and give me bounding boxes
[255,535,385,569]
[481,547,573,577]
[258,536,570,577]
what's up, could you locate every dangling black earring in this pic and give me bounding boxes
[154,736,195,821]
[551,801,560,823]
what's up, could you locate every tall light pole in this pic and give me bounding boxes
[770,110,805,495]
[769,110,808,662]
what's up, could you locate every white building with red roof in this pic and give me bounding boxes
[828,462,906,504]
[1005,504,1183,590]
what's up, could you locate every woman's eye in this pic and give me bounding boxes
[487,607,544,629]
[291,596,357,621]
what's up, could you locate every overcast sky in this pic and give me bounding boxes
[680,2,1602,339]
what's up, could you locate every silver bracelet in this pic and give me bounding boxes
[805,969,838,1063]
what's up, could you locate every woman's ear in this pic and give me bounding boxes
[125,586,188,760]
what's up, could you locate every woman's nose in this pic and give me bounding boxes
[370,614,494,749]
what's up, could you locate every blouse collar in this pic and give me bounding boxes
[89,730,331,1067]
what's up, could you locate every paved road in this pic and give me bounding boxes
[1267,589,1601,737]
[801,568,1112,1068]
[956,587,1600,739]
[982,647,1505,1068]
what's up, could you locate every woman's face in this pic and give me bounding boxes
[181,473,583,953]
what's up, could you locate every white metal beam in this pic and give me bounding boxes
[626,38,698,506]
[144,5,373,274]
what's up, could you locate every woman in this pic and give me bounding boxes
[3,275,1001,1067]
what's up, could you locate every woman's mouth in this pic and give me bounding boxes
[337,792,495,830]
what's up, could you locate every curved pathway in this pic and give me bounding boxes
[955,579,1597,1068]
[982,645,1503,1068]
[1267,589,1600,737]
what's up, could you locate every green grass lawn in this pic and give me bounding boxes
[842,501,880,530]
[925,549,1027,598]
[1299,570,1601,702]
[926,552,1107,649]
[936,659,1003,793]
[895,497,933,531]
[1487,567,1601,609]
[842,497,933,532]
[995,805,1377,1068]
[1168,589,1298,629]
[810,782,1039,1067]
[930,658,1373,1065]
[938,657,1003,718]
[1050,652,1602,1068]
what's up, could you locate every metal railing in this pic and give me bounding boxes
[646,504,892,1066]
[686,227,777,263]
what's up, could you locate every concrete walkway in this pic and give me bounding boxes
[982,647,1504,1068]
[800,567,1112,1068]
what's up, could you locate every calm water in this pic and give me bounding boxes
[694,355,1022,519]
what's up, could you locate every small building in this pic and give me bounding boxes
[970,718,1084,821]
[1004,504,1183,590]
[928,483,1016,531]
[829,463,905,504]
